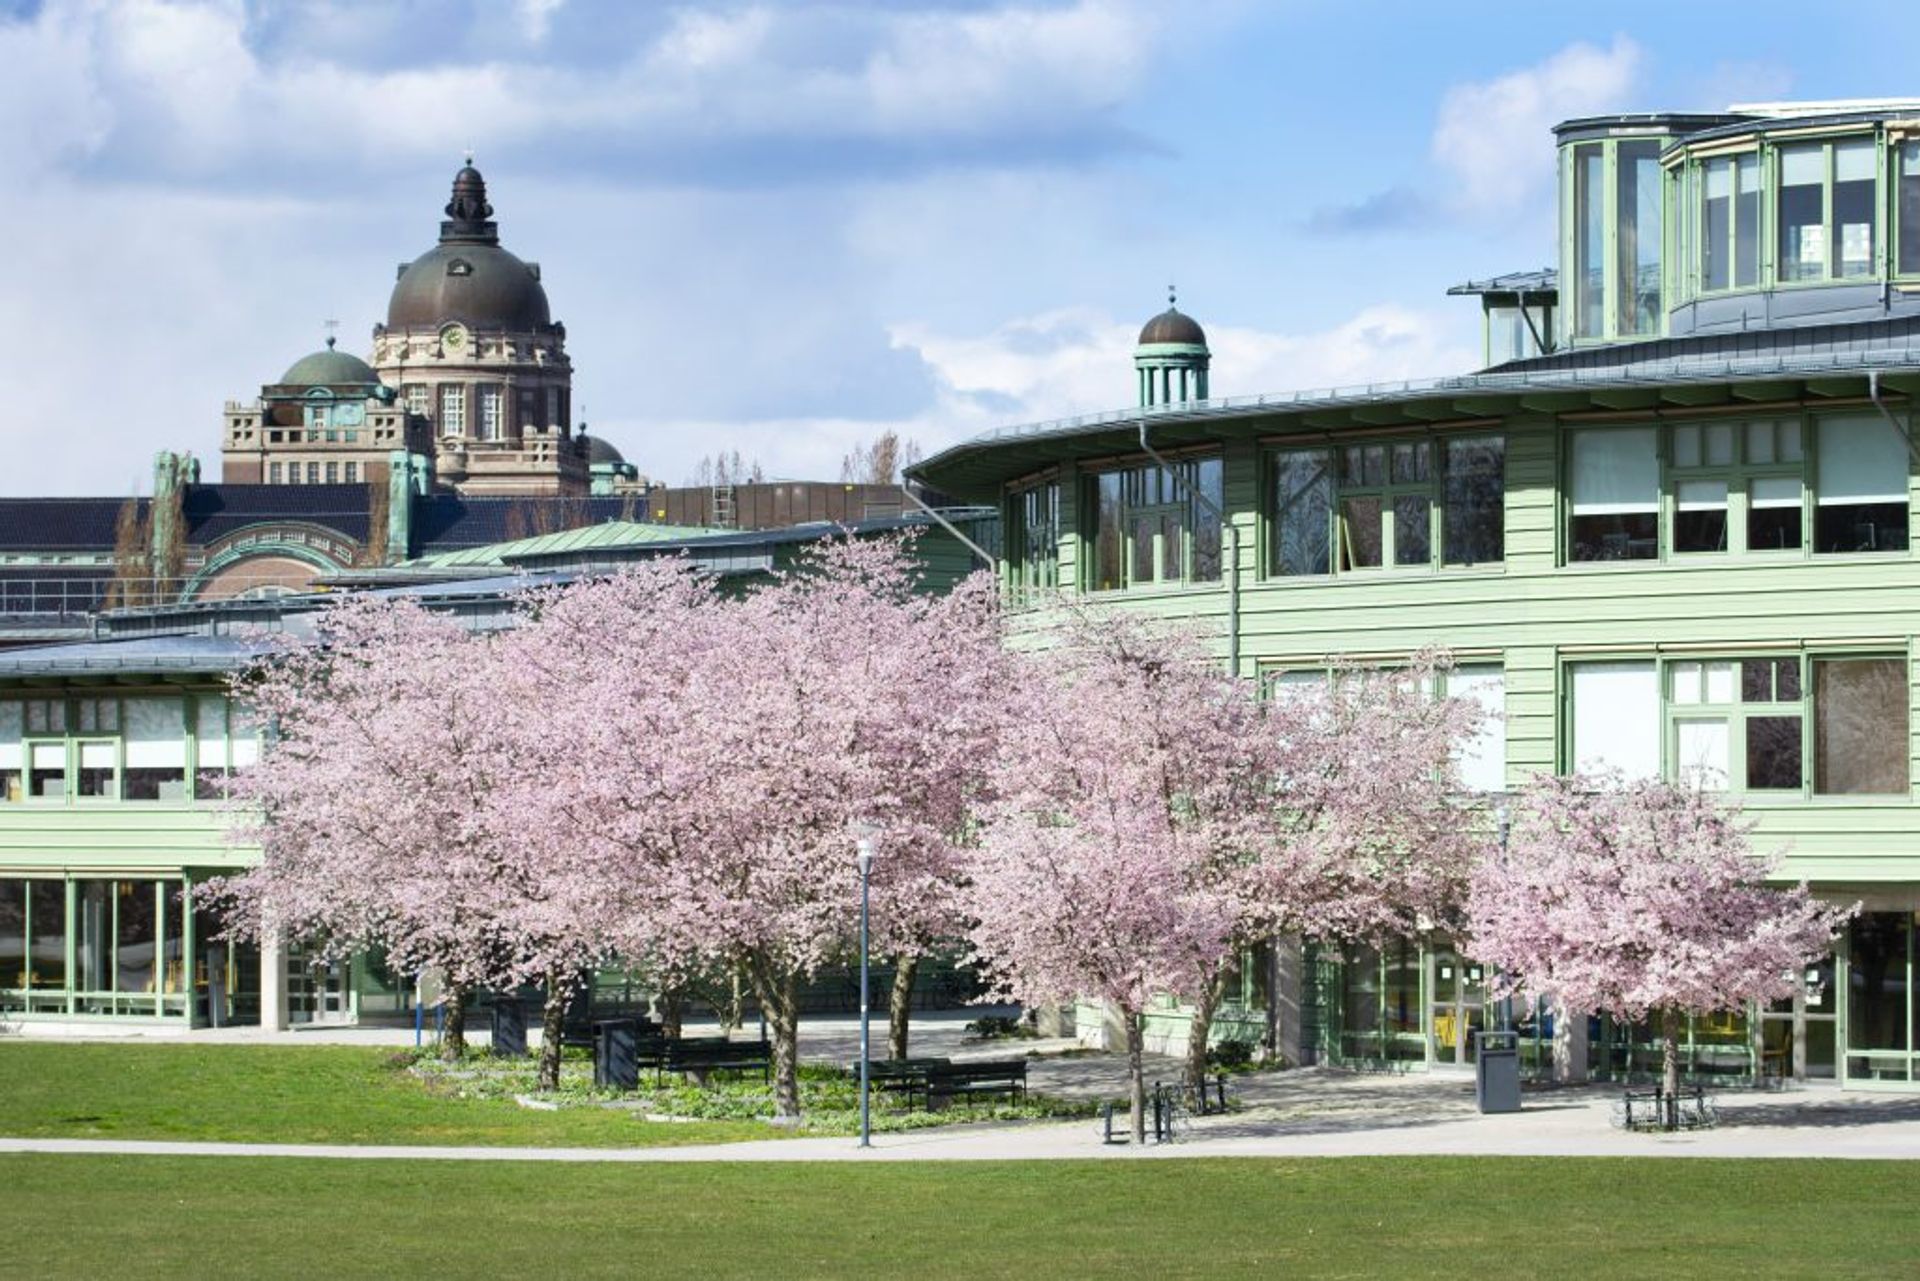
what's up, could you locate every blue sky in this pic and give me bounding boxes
[1,0,1915,495]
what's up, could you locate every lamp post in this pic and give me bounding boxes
[856,834,875,1149]
[1494,801,1513,1034]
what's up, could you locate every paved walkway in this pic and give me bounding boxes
[6,1071,1919,1163]
[12,1010,1920,1162]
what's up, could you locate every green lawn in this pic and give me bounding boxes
[0,1043,769,1147]
[1,1154,1913,1278]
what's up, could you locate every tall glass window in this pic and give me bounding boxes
[1573,144,1606,339]
[1901,142,1920,277]
[1007,480,1059,596]
[1846,913,1912,1081]
[1813,657,1908,795]
[0,880,23,998]
[439,384,467,436]
[29,880,64,992]
[1270,449,1332,577]
[1568,660,1660,779]
[479,386,504,440]
[1834,139,1877,279]
[1442,436,1505,566]
[1617,140,1662,334]
[1086,458,1222,591]
[123,698,186,801]
[1568,428,1658,561]
[1704,154,1762,291]
[1735,154,1761,287]
[1778,144,1827,283]
[0,701,19,803]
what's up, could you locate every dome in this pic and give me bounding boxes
[1137,305,1207,347]
[385,161,553,332]
[280,343,379,386]
[387,242,552,331]
[580,434,625,466]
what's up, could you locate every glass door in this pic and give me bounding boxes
[288,948,352,1025]
[1428,943,1486,1065]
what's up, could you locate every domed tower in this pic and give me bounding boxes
[372,161,586,496]
[220,335,419,486]
[1134,290,1210,408]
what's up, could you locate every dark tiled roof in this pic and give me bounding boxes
[412,495,635,551]
[0,497,141,550]
[182,484,372,544]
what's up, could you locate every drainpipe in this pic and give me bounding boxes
[1867,370,1920,464]
[1137,418,1241,677]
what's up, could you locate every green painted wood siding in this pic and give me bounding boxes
[0,804,251,872]
[1011,415,1920,886]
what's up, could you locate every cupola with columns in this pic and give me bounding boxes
[1134,289,1211,408]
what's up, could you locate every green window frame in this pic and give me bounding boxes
[1775,136,1880,286]
[1899,140,1920,279]
[1086,456,1223,592]
[1004,477,1060,598]
[1691,150,1762,296]
[1267,436,1504,578]
[1565,414,1910,564]
[1,693,247,807]
[1561,136,1667,344]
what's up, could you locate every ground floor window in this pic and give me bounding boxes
[1846,911,1918,1083]
[0,875,257,1024]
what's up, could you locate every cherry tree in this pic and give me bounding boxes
[534,537,1005,1120]
[964,604,1263,1141]
[212,594,622,1087]
[1467,773,1852,1121]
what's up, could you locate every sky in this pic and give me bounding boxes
[1,0,1916,495]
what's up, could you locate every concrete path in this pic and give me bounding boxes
[6,1071,1919,1163]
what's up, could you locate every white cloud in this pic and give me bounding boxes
[619,303,1479,487]
[515,0,567,43]
[1431,36,1643,217]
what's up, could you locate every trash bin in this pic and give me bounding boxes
[491,997,528,1057]
[1474,1029,1521,1113]
[595,1018,639,1090]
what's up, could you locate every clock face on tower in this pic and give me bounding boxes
[439,324,468,353]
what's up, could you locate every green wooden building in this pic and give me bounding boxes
[0,515,990,1032]
[911,99,1920,1090]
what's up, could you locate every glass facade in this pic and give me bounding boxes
[1088,457,1222,592]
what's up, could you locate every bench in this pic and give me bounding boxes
[663,1036,773,1084]
[925,1058,1027,1109]
[849,1057,950,1109]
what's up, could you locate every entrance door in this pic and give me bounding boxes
[287,949,352,1025]
[1428,943,1486,1066]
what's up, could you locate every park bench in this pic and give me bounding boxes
[848,1057,950,1109]
[663,1035,773,1084]
[925,1058,1027,1109]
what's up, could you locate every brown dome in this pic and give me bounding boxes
[1138,306,1207,347]
[386,162,553,332]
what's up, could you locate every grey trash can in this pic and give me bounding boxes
[595,1019,639,1091]
[1474,1029,1521,1113]
[491,997,528,1057]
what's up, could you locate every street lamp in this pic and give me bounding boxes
[855,832,876,1149]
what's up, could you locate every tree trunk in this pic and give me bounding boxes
[537,972,569,1093]
[1661,1007,1682,1132]
[441,983,468,1060]
[749,962,803,1121]
[1186,971,1228,1098]
[888,955,919,1062]
[658,982,686,1041]
[1125,1008,1147,1145]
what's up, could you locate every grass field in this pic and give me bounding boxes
[1,1154,1914,1278]
[0,1042,768,1147]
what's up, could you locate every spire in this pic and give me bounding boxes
[1168,283,1178,310]
[440,159,498,245]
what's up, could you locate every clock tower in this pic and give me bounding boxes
[371,162,587,496]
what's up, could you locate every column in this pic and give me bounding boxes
[1271,935,1306,1066]
[260,928,290,1032]
[1553,1004,1589,1083]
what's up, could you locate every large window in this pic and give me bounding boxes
[1568,416,1906,562]
[1269,437,1502,577]
[1569,653,1906,796]
[1701,153,1762,293]
[439,384,467,437]
[3,694,251,806]
[1778,139,1878,285]
[1816,414,1909,553]
[1006,479,1060,596]
[479,385,504,441]
[1450,663,1506,793]
[1617,139,1663,335]
[1088,458,1222,592]
[1572,143,1606,340]
[1568,428,1658,561]
[123,697,187,801]
[1846,912,1918,1083]
[1901,142,1920,277]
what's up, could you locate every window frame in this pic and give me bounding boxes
[1264,433,1505,580]
[1004,475,1061,599]
[1083,454,1223,593]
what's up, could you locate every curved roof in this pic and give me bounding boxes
[280,345,379,386]
[1138,306,1207,347]
[388,242,551,331]
[580,434,625,466]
